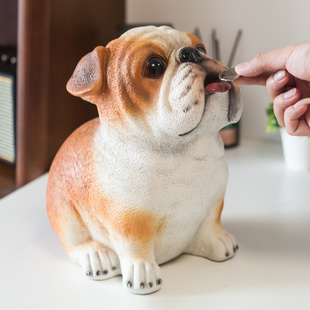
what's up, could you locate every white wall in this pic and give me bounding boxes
[126,0,310,142]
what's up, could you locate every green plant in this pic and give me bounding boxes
[266,102,281,133]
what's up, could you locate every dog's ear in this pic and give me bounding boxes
[66,46,110,103]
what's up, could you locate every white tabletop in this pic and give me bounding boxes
[0,139,309,310]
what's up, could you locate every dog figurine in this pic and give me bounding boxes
[46,26,243,294]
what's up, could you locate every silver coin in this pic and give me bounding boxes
[219,68,240,81]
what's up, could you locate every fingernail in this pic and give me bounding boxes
[273,70,285,81]
[283,88,297,99]
[235,62,249,74]
[293,98,310,108]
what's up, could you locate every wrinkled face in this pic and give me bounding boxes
[67,26,243,142]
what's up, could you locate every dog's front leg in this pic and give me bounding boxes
[118,242,162,295]
[108,209,163,295]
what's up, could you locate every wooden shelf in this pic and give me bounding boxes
[0,161,15,198]
[0,0,125,196]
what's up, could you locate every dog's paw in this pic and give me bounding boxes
[206,228,238,261]
[121,259,162,295]
[69,241,121,280]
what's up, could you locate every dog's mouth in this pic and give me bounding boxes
[205,81,231,94]
[179,81,231,137]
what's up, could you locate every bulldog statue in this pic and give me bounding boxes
[46,26,243,294]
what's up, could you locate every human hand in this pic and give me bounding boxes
[235,43,310,136]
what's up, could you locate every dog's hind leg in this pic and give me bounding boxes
[46,185,121,280]
[185,197,238,261]
[68,240,121,280]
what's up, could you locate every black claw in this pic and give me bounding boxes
[140,282,145,289]
[236,244,239,251]
[112,266,117,271]
[156,279,162,286]
[127,281,132,288]
[103,270,108,275]
[96,270,101,276]
[225,251,229,257]
[147,282,153,288]
[86,271,92,277]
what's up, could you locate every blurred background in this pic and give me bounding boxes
[1,0,310,196]
[127,0,310,142]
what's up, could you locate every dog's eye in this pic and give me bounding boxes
[144,57,167,79]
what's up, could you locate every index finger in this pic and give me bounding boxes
[235,47,292,77]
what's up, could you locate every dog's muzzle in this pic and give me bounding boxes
[177,46,241,132]
[179,47,231,94]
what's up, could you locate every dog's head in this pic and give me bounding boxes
[67,26,242,142]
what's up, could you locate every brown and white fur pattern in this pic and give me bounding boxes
[46,26,243,294]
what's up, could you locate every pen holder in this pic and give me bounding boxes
[220,122,240,148]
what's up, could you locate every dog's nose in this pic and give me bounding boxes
[179,47,202,64]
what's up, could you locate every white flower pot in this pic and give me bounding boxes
[280,128,310,171]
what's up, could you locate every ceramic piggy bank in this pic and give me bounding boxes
[46,26,243,294]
